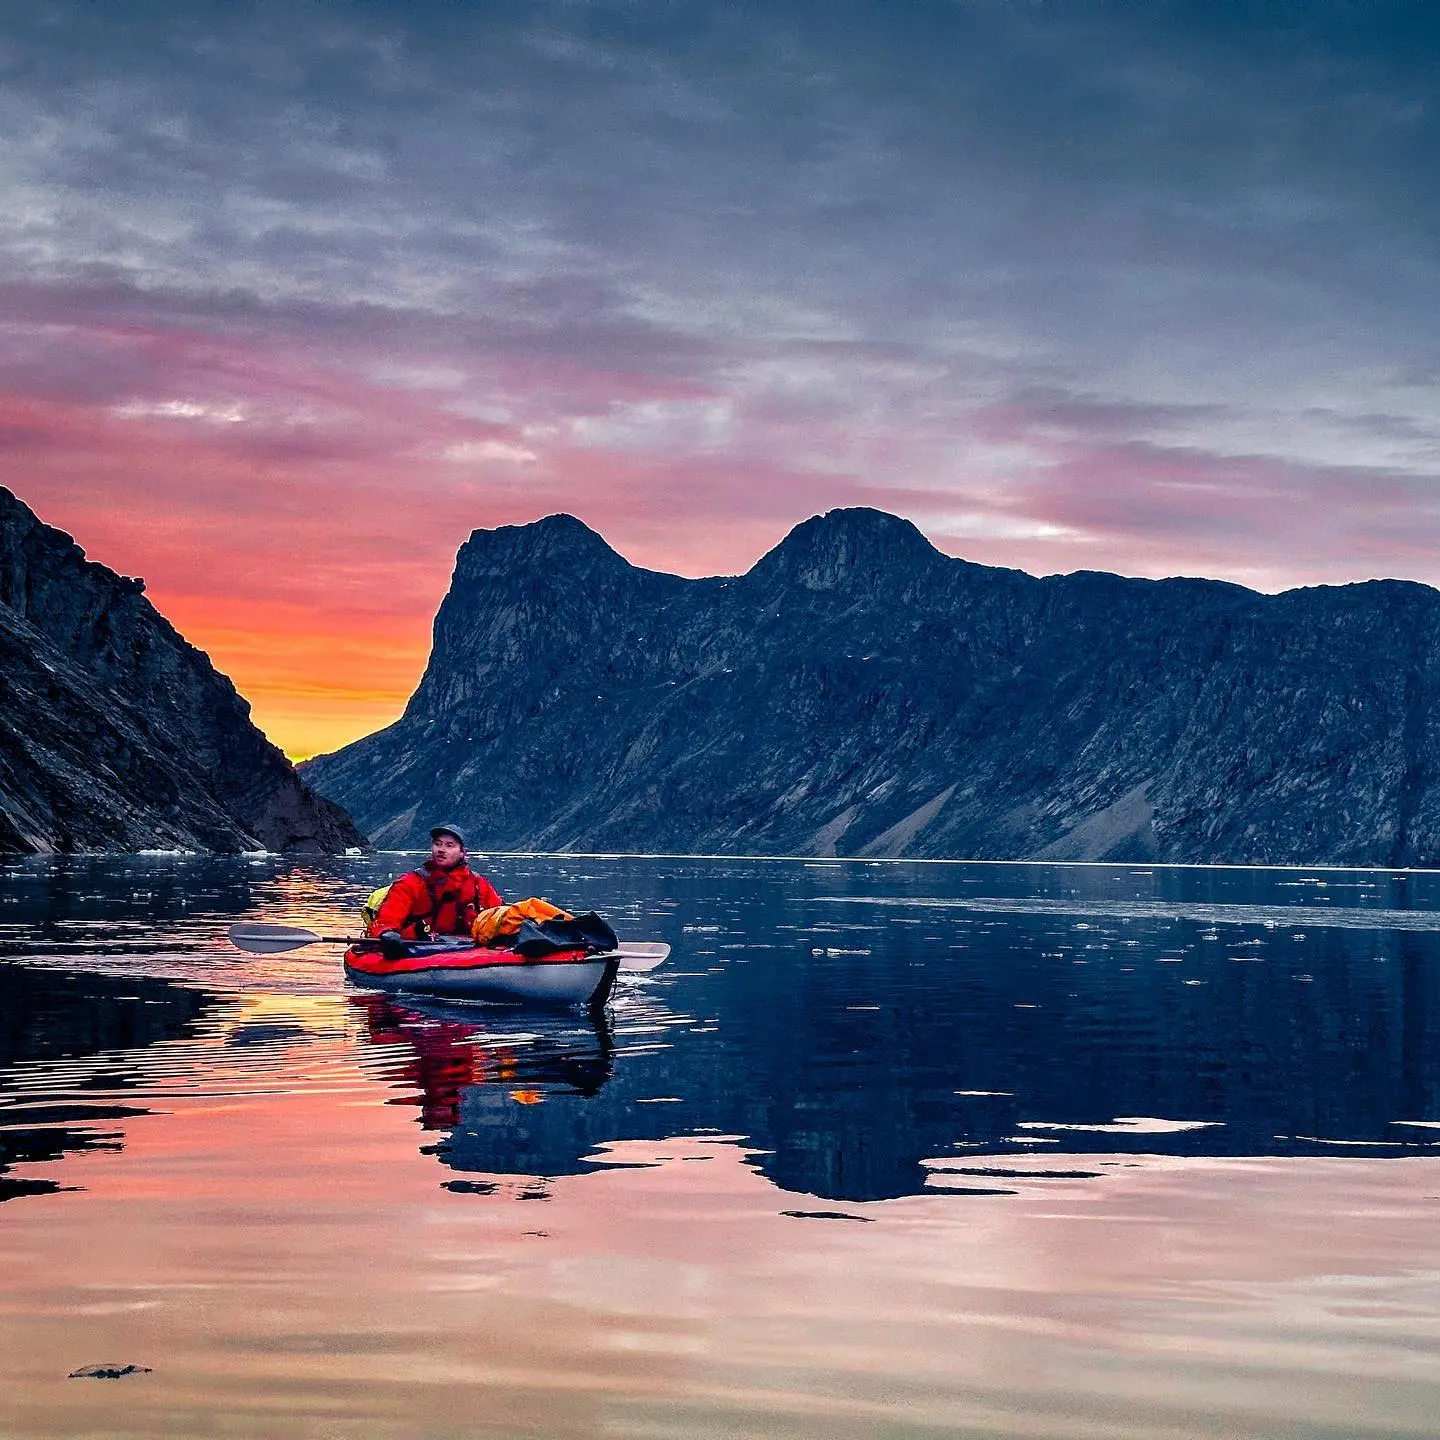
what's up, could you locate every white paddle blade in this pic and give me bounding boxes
[615,942,671,972]
[227,922,324,954]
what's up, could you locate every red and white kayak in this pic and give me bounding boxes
[343,938,623,1007]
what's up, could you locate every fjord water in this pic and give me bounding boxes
[4,855,1440,1438]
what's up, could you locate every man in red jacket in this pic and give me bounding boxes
[368,824,502,941]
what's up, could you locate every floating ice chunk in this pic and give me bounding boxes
[1017,1117,1221,1134]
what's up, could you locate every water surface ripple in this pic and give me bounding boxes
[4,854,1440,1438]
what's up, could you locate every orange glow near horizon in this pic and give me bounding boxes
[0,383,822,759]
[146,590,433,760]
[6,312,1428,761]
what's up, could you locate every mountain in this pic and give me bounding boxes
[0,488,368,854]
[302,507,1440,866]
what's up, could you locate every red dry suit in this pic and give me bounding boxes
[368,861,502,940]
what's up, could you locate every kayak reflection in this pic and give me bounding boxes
[351,995,616,1184]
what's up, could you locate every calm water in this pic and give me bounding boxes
[4,853,1440,1437]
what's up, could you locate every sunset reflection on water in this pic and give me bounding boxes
[4,853,1440,1437]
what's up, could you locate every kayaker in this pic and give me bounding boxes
[367,824,502,942]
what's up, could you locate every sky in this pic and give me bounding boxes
[3,0,1439,759]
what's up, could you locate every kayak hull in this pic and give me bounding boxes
[344,943,622,1008]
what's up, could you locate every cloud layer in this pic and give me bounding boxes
[2,1,1438,754]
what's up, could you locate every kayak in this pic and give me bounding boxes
[343,937,622,1007]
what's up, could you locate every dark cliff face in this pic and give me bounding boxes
[302,507,1440,866]
[0,488,369,854]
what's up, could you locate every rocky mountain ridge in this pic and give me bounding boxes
[0,487,367,854]
[303,507,1440,866]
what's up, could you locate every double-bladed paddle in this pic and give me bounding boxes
[226,922,671,972]
[228,922,358,953]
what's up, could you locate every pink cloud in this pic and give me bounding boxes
[6,286,1440,756]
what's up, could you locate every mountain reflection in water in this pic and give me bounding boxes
[0,962,210,1201]
[6,856,1440,1439]
[5,855,1440,1205]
